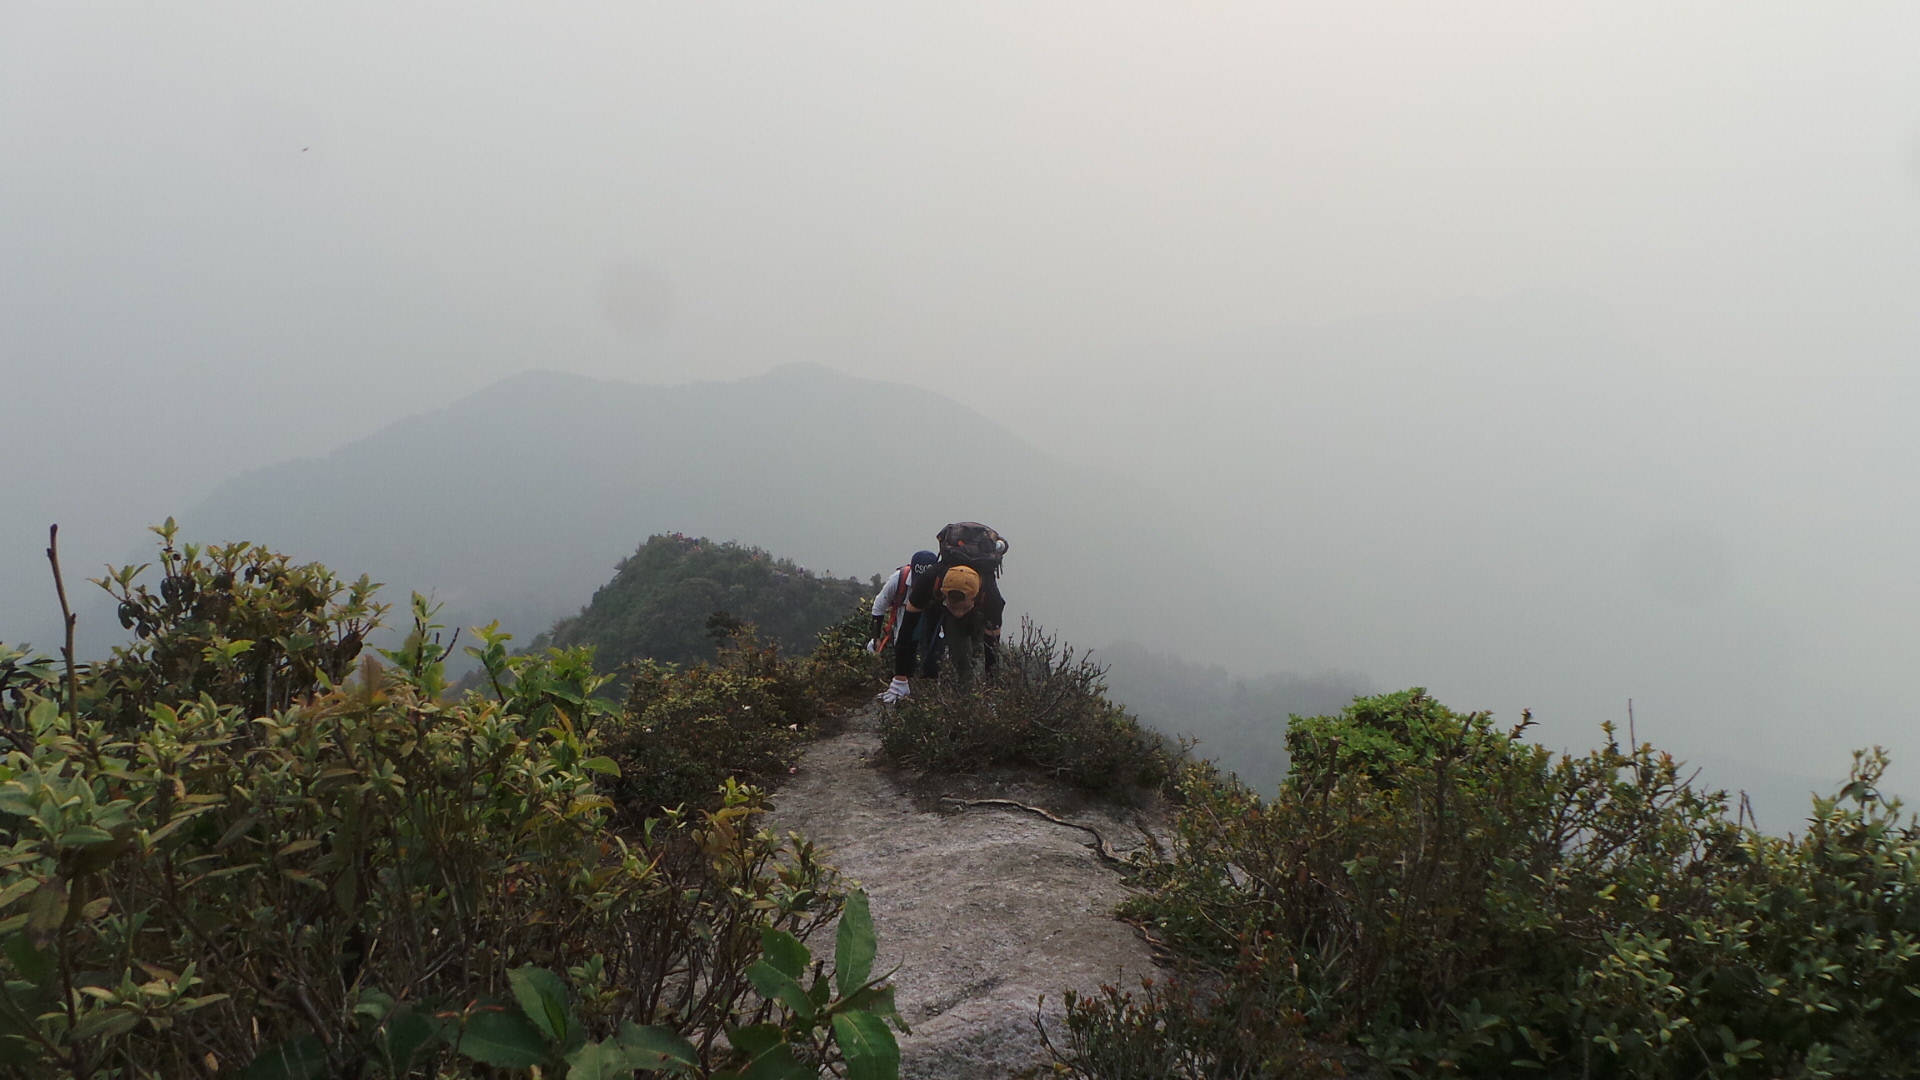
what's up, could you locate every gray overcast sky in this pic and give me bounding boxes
[6,3,1920,806]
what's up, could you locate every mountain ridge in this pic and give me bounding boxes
[169,363,1264,670]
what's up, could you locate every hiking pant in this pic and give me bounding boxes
[944,614,984,688]
[940,609,1000,687]
[891,609,942,679]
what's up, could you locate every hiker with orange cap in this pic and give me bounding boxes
[879,522,1008,704]
[929,564,993,689]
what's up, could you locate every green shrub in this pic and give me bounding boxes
[879,621,1177,799]
[796,602,887,705]
[87,518,385,724]
[601,626,821,820]
[418,889,905,1080]
[0,529,904,1079]
[599,605,888,820]
[1040,979,1339,1080]
[1054,689,1920,1079]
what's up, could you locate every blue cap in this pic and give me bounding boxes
[911,550,938,567]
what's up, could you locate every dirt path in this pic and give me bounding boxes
[770,706,1162,1080]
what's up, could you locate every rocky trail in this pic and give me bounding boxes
[770,705,1165,1079]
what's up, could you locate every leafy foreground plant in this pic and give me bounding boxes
[86,518,384,725]
[373,888,904,1080]
[0,526,904,1079]
[879,621,1177,799]
[793,603,885,706]
[1048,690,1920,1079]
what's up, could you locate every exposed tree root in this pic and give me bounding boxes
[939,797,1128,866]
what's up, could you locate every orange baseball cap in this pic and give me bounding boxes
[940,565,981,600]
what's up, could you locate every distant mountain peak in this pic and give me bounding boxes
[760,361,843,380]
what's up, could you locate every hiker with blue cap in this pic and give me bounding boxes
[868,550,938,657]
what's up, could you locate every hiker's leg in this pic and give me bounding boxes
[892,610,922,679]
[915,611,942,678]
[948,621,978,688]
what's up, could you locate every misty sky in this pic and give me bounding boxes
[7,4,1920,808]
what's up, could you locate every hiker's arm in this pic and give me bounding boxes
[872,571,901,616]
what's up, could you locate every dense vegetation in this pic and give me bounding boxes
[12,522,1920,1079]
[1045,690,1920,1080]
[539,535,875,671]
[0,524,903,1079]
[878,622,1177,800]
[602,607,876,819]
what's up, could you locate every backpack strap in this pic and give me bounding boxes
[879,564,911,643]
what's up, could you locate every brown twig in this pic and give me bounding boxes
[45,525,80,733]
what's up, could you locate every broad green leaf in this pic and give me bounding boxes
[0,998,37,1039]
[25,881,65,935]
[759,928,809,979]
[582,756,622,776]
[0,879,38,911]
[55,826,114,847]
[832,1011,900,1080]
[564,1038,636,1080]
[70,1008,139,1042]
[508,964,572,1044]
[746,961,815,1020]
[0,1035,38,1066]
[242,1036,330,1080]
[6,935,51,986]
[842,985,909,1034]
[616,1022,698,1073]
[68,829,134,875]
[728,1023,784,1056]
[835,890,877,997]
[454,1005,550,1068]
[717,1026,813,1080]
[378,1005,438,1077]
[353,994,393,1022]
[215,813,262,850]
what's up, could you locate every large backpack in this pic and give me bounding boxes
[936,522,1008,576]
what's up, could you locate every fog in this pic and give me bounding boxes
[6,3,1920,821]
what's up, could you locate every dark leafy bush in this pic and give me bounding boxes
[879,621,1177,799]
[87,518,384,724]
[601,625,822,820]
[0,530,909,1079]
[411,890,905,1079]
[1039,978,1340,1080]
[600,605,888,820]
[1053,689,1920,1079]
[796,602,887,705]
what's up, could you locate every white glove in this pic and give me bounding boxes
[864,638,880,655]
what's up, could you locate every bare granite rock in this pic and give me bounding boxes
[769,707,1162,1079]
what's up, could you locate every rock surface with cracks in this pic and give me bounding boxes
[770,704,1162,1079]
